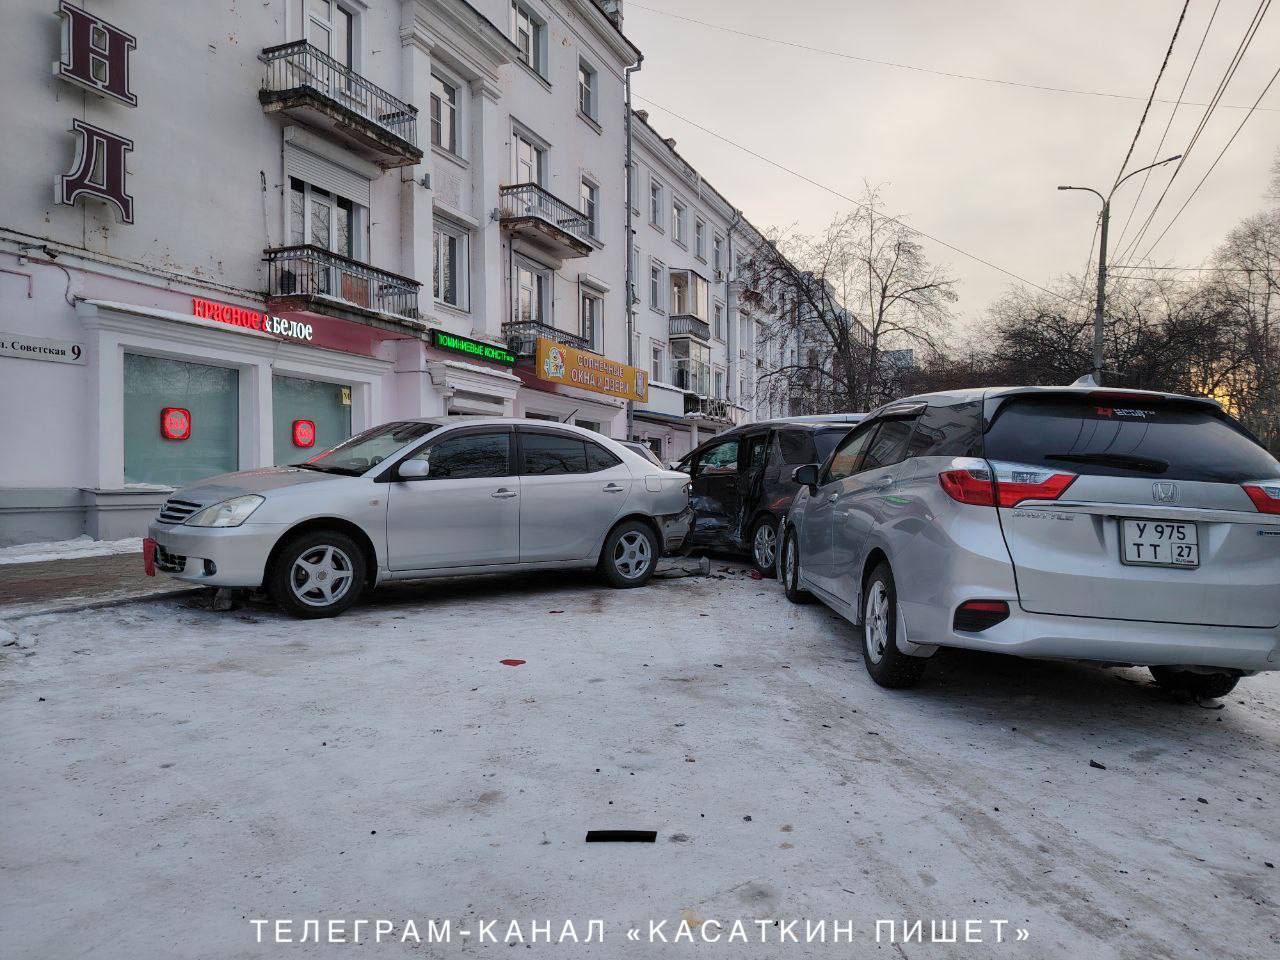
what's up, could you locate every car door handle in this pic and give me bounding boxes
[603,483,626,493]
[827,492,838,503]
[491,488,518,499]
[875,476,895,490]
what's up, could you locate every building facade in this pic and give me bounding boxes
[0,0,795,545]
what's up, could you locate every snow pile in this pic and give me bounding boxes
[0,624,33,649]
[0,535,144,565]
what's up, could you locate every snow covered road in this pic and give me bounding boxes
[2,566,1277,959]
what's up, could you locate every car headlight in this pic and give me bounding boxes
[184,495,265,528]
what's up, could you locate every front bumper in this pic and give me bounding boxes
[146,519,288,588]
[937,605,1280,672]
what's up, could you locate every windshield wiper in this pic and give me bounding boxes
[293,463,358,476]
[1044,452,1169,474]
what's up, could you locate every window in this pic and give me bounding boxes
[514,257,550,324]
[983,396,1280,483]
[695,219,706,260]
[713,234,724,275]
[522,432,616,475]
[649,178,662,227]
[430,75,458,153]
[671,198,686,244]
[580,178,599,238]
[511,2,544,75]
[307,0,353,71]
[813,428,848,465]
[433,218,468,309]
[696,439,739,475]
[289,177,356,258]
[862,419,917,472]
[714,368,725,399]
[308,420,441,475]
[713,302,724,340]
[649,259,665,311]
[580,289,601,351]
[774,429,816,467]
[905,401,983,459]
[651,341,666,382]
[629,244,640,303]
[513,130,544,185]
[578,60,597,119]
[824,424,877,484]
[422,432,512,479]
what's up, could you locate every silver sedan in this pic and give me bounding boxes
[145,418,694,618]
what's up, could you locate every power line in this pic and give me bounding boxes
[1135,61,1280,260]
[1113,0,1224,251]
[1113,0,1273,266]
[627,1,1280,112]
[1113,0,1191,188]
[630,94,1076,305]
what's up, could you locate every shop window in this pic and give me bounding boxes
[124,354,238,486]
[272,375,352,465]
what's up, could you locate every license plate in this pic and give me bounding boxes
[1121,519,1198,568]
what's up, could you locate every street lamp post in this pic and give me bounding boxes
[1058,154,1181,385]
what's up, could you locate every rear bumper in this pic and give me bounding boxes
[940,606,1279,672]
[146,519,287,588]
[659,506,695,555]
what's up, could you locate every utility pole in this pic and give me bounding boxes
[1058,154,1180,385]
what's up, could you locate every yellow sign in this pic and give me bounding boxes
[534,337,648,402]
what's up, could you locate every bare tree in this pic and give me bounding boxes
[741,186,958,414]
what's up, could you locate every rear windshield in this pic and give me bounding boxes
[984,397,1278,483]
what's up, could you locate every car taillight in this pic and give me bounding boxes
[939,461,1076,508]
[1243,481,1280,515]
[953,600,1010,632]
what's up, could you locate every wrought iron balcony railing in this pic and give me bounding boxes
[502,319,590,357]
[669,313,711,341]
[684,394,733,421]
[499,184,593,250]
[265,245,420,320]
[260,40,420,166]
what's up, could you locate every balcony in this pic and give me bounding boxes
[259,41,422,169]
[668,313,710,342]
[684,394,733,422]
[265,245,420,324]
[502,319,590,357]
[498,184,593,260]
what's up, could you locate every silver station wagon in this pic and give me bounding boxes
[780,386,1280,697]
[145,418,694,618]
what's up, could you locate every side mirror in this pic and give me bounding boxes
[668,460,687,473]
[397,458,431,480]
[792,463,819,491]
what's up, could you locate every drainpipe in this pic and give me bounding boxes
[726,208,741,419]
[624,54,643,440]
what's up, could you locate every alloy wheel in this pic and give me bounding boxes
[290,544,355,608]
[784,535,797,589]
[613,530,652,580]
[864,579,891,664]
[753,522,777,571]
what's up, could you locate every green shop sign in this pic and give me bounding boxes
[430,330,516,367]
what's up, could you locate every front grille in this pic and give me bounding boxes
[157,498,202,524]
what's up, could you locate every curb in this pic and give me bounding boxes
[0,587,206,622]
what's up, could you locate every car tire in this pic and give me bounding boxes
[1149,666,1239,699]
[268,530,367,619]
[780,527,812,604]
[598,520,658,589]
[749,516,779,578]
[861,561,928,689]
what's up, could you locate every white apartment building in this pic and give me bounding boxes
[0,0,795,544]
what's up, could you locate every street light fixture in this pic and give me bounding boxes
[1058,154,1181,385]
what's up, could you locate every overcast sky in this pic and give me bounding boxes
[625,0,1280,333]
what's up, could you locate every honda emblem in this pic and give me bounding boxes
[1152,481,1178,503]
